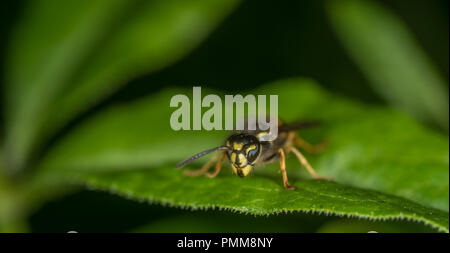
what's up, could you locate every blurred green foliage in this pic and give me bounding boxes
[4,0,238,173]
[328,0,449,129]
[0,0,448,232]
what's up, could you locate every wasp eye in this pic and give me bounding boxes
[246,145,259,164]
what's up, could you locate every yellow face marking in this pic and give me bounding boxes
[246,144,256,153]
[231,153,237,164]
[232,164,253,177]
[237,153,247,166]
[233,142,244,150]
[240,165,253,177]
[232,164,237,175]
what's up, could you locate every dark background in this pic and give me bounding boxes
[1,0,448,232]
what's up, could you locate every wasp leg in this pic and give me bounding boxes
[294,133,328,154]
[206,151,226,178]
[277,148,295,190]
[287,146,333,180]
[183,152,219,176]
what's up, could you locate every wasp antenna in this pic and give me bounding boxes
[175,146,229,169]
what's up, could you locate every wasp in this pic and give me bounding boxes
[175,120,332,190]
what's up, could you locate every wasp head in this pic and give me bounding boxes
[225,133,261,177]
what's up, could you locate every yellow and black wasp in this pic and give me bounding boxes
[175,120,332,190]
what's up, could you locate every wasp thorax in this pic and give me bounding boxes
[225,133,261,177]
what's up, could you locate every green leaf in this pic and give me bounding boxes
[316,219,435,233]
[131,209,433,233]
[80,168,448,232]
[327,0,449,130]
[36,78,449,232]
[131,211,327,233]
[3,0,238,172]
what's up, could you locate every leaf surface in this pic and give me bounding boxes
[79,168,448,232]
